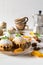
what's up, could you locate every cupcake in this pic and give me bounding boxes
[8,27,16,34]
[0,36,13,51]
[0,22,7,32]
[0,22,6,28]
[4,31,15,41]
[0,28,3,36]
[12,33,31,50]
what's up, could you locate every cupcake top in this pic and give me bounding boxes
[13,33,26,44]
[0,36,12,45]
[0,39,12,45]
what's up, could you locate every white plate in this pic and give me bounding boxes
[0,46,32,56]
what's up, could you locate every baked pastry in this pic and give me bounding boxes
[0,28,3,36]
[0,36,13,51]
[0,22,7,32]
[0,22,6,29]
[13,35,25,45]
[8,27,16,34]
[4,32,15,41]
[12,34,31,51]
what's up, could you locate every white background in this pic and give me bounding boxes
[0,0,43,65]
[0,0,43,28]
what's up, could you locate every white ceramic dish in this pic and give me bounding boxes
[0,46,32,56]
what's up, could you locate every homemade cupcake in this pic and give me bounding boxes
[12,33,31,51]
[0,36,13,51]
[8,27,16,34]
[4,31,15,41]
[0,22,7,32]
[0,28,3,36]
[0,22,6,28]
